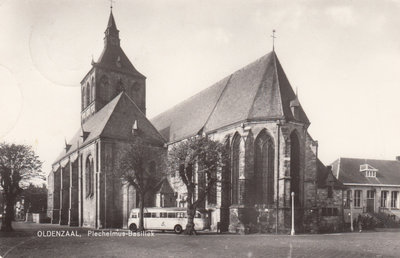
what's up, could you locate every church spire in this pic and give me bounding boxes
[104,8,120,47]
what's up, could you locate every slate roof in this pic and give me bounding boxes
[331,157,400,185]
[53,92,165,166]
[150,51,309,142]
[317,159,345,189]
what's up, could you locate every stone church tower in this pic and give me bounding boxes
[81,10,146,123]
[47,10,166,229]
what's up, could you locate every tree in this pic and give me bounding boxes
[118,138,165,232]
[0,142,43,231]
[21,183,47,213]
[168,136,227,235]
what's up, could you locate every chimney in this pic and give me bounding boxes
[396,156,400,162]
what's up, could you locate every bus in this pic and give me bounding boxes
[128,207,208,234]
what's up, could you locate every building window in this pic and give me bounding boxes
[231,133,241,205]
[82,86,87,109]
[354,190,361,208]
[86,155,94,197]
[360,164,377,178]
[381,191,388,208]
[254,129,275,205]
[207,167,217,205]
[99,75,112,101]
[290,132,301,207]
[86,82,91,106]
[91,82,95,103]
[345,190,351,208]
[391,191,398,208]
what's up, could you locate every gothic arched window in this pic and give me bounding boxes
[254,129,275,205]
[86,82,91,105]
[91,77,95,102]
[86,155,94,197]
[99,75,110,101]
[82,86,87,109]
[231,133,241,205]
[290,131,301,207]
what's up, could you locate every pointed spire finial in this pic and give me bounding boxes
[104,1,120,46]
[271,29,276,51]
[110,0,115,10]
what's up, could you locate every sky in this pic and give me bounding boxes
[1,0,400,176]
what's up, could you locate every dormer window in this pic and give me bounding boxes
[290,98,300,120]
[360,164,378,178]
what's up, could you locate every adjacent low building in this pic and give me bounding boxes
[331,157,400,224]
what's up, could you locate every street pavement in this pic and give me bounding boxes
[1,222,400,257]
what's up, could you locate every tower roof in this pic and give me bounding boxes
[92,10,145,78]
[107,10,118,31]
[151,51,310,142]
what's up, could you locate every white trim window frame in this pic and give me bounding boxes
[354,190,362,208]
[381,191,388,208]
[391,191,398,209]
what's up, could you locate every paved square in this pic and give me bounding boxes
[1,222,399,257]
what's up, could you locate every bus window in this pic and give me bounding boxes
[160,212,167,218]
[177,212,185,218]
[167,212,176,218]
[131,213,137,218]
[151,213,158,218]
[195,213,201,218]
[144,213,151,218]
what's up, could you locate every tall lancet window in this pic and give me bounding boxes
[99,75,110,101]
[254,130,275,205]
[82,86,86,109]
[231,133,241,205]
[86,82,91,106]
[86,155,94,197]
[91,77,95,102]
[290,131,301,207]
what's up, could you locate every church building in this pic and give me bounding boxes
[47,9,344,233]
[47,10,166,229]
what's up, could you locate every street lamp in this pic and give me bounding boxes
[350,198,354,232]
[291,192,295,236]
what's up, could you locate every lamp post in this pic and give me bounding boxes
[291,192,295,236]
[350,198,354,232]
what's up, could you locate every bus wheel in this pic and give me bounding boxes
[129,223,137,232]
[174,225,183,234]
